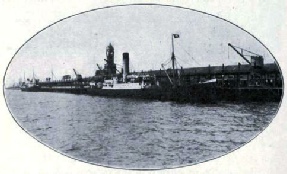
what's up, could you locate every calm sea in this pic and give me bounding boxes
[5,90,279,169]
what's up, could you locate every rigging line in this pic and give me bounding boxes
[175,59,179,68]
[174,58,179,68]
[175,59,182,69]
[176,60,183,69]
[176,56,192,67]
[242,54,258,57]
[176,61,181,70]
[115,63,123,67]
[232,45,261,56]
[175,42,201,66]
[129,62,136,72]
[163,59,172,67]
[175,42,192,63]
[163,57,171,65]
[176,59,182,69]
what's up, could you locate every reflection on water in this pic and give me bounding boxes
[5,90,279,169]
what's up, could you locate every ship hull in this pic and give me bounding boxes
[19,83,282,103]
[21,86,41,92]
[86,88,162,100]
[38,88,87,94]
[216,87,282,102]
[21,86,87,94]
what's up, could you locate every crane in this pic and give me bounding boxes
[228,43,251,64]
[95,64,105,76]
[73,68,82,81]
[228,43,262,65]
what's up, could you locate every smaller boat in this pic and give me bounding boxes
[20,78,41,92]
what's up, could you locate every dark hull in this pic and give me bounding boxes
[86,88,162,100]
[20,84,282,103]
[37,88,87,94]
[159,83,217,103]
[216,87,283,102]
[21,86,41,92]
[87,83,218,103]
[21,87,87,94]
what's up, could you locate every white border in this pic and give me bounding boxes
[1,1,286,173]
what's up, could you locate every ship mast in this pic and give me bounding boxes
[171,34,175,79]
[51,69,53,81]
[171,34,179,85]
[33,69,35,82]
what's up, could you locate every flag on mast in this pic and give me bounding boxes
[173,34,180,38]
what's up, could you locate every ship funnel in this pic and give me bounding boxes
[123,52,130,82]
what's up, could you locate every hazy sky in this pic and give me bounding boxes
[5,5,275,85]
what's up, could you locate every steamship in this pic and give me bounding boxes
[20,35,283,103]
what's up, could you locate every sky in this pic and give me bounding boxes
[5,5,276,86]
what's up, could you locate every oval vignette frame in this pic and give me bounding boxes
[3,3,285,170]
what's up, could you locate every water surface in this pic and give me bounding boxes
[5,90,279,169]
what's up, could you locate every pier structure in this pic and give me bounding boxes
[149,62,282,101]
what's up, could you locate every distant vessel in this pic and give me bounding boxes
[5,84,21,90]
[19,35,283,103]
[6,79,24,90]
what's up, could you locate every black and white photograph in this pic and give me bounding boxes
[1,2,285,172]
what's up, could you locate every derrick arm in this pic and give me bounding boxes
[161,64,173,85]
[73,69,78,76]
[96,64,102,70]
[73,68,82,81]
[228,43,251,64]
[116,69,121,73]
